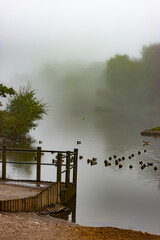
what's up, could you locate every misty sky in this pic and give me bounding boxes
[1,0,160,76]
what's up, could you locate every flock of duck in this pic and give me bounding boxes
[78,140,159,172]
[38,139,158,172]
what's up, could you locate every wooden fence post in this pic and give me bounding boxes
[57,153,62,184]
[36,147,41,181]
[65,151,71,188]
[2,146,6,180]
[73,148,78,185]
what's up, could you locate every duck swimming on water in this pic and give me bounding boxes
[119,164,123,169]
[129,165,133,169]
[143,140,149,146]
[104,160,111,167]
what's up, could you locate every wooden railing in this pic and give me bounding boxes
[0,146,78,188]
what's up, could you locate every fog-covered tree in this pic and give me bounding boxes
[106,54,142,90]
[141,43,160,100]
[0,84,15,106]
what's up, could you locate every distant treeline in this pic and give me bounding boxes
[40,42,160,120]
[105,43,160,111]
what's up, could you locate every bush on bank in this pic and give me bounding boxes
[0,83,48,142]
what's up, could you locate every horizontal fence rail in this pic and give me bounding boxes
[0,146,78,186]
[0,146,78,211]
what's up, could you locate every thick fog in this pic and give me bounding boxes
[1,0,160,75]
[1,0,160,131]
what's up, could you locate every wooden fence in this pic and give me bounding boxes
[0,146,78,211]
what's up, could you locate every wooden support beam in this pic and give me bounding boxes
[2,146,6,180]
[36,147,41,182]
[73,148,78,185]
[57,153,62,183]
[65,151,71,188]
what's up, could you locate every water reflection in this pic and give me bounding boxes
[0,141,36,179]
[1,71,160,234]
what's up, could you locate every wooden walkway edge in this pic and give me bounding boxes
[0,147,78,212]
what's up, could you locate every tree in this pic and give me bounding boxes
[0,83,48,141]
[0,84,15,106]
[106,54,142,90]
[141,43,160,100]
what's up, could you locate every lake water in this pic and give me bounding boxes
[1,107,160,235]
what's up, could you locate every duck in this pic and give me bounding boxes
[154,166,158,171]
[87,159,92,164]
[147,162,153,166]
[118,158,121,162]
[119,164,123,169]
[141,164,146,170]
[39,140,43,144]
[109,157,112,161]
[113,155,117,159]
[131,154,134,157]
[143,140,149,146]
[128,156,132,159]
[52,159,57,164]
[104,160,111,167]
[92,157,97,162]
[129,165,133,169]
[91,161,97,166]
[122,157,125,160]
[138,151,141,155]
[144,149,147,153]
[79,156,83,160]
[139,161,143,165]
[115,160,119,165]
[77,141,81,145]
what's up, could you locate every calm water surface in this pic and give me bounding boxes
[1,110,160,235]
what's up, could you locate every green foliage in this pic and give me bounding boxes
[106,54,142,90]
[0,110,28,140]
[0,84,15,106]
[141,43,160,71]
[141,43,160,98]
[0,83,48,141]
[6,83,48,135]
[151,126,160,131]
[105,43,160,110]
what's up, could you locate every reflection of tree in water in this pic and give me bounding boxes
[0,141,36,178]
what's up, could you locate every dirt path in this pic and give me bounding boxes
[0,212,159,240]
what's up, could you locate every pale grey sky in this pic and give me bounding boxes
[0,0,160,73]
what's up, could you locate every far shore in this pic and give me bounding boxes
[141,129,160,137]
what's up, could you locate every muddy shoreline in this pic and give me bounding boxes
[0,212,160,240]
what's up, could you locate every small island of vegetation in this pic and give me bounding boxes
[141,126,160,136]
[0,83,48,144]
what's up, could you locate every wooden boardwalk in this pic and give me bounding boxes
[0,147,78,212]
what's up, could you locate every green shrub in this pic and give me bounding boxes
[0,83,48,141]
[151,126,160,131]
